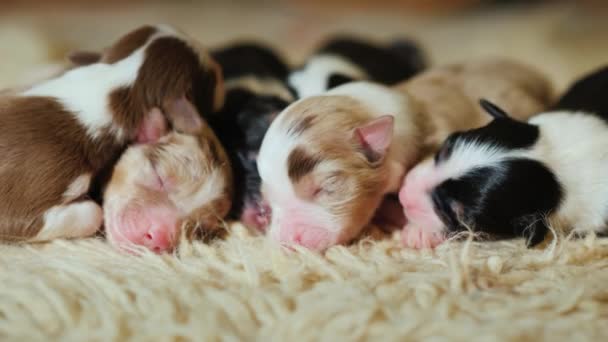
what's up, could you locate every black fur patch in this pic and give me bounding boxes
[327,73,355,89]
[318,35,426,86]
[553,65,608,122]
[207,42,293,219]
[431,158,563,246]
[211,42,289,80]
[435,118,540,165]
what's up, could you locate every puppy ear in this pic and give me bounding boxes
[67,50,102,66]
[354,115,394,164]
[163,96,204,134]
[479,99,510,119]
[136,107,168,144]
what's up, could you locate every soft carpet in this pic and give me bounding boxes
[1,227,608,340]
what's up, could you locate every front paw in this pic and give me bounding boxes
[401,223,445,249]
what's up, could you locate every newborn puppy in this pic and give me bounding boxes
[399,58,554,151]
[209,42,295,232]
[103,122,232,253]
[0,24,223,242]
[400,65,608,248]
[288,35,426,98]
[258,81,424,251]
[370,58,554,229]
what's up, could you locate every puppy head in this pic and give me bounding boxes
[258,94,397,251]
[69,24,224,140]
[400,100,561,247]
[103,123,232,253]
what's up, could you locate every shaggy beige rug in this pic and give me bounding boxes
[1,228,608,340]
[2,1,608,341]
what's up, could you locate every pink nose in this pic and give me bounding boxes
[279,223,336,252]
[142,226,174,253]
[240,202,271,233]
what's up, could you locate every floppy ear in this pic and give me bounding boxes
[163,96,204,135]
[136,107,168,144]
[67,50,102,66]
[479,98,510,119]
[354,115,394,164]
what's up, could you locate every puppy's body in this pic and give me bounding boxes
[289,36,426,98]
[399,66,608,248]
[103,123,232,253]
[258,82,423,250]
[0,25,223,242]
[209,43,294,231]
[399,58,554,151]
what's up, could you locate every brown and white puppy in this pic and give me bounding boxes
[399,58,554,152]
[258,82,424,251]
[103,122,232,253]
[0,24,223,243]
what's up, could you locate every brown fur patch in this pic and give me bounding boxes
[102,25,157,64]
[288,114,317,136]
[287,147,322,182]
[0,96,119,241]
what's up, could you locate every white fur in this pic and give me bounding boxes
[527,111,608,233]
[23,51,145,141]
[225,75,294,102]
[175,168,225,215]
[436,110,608,234]
[22,25,178,142]
[288,54,367,99]
[63,173,92,201]
[36,201,103,241]
[433,141,518,182]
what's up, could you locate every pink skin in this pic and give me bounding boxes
[399,160,448,249]
[240,201,271,233]
[267,194,340,251]
[276,215,337,252]
[136,108,167,144]
[107,205,179,253]
[106,141,182,253]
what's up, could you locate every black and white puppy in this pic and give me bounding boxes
[208,42,295,232]
[398,66,608,249]
[288,35,426,98]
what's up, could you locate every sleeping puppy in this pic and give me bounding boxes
[103,121,232,253]
[399,65,608,248]
[258,81,424,251]
[288,35,426,98]
[0,24,223,243]
[398,58,554,152]
[209,42,294,232]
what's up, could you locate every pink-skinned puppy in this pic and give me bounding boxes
[103,120,233,253]
[0,24,223,242]
[257,81,425,251]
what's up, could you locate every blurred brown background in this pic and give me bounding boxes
[1,0,607,91]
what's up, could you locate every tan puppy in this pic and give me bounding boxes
[258,82,424,250]
[103,121,232,253]
[401,58,553,151]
